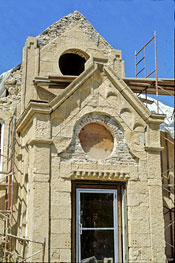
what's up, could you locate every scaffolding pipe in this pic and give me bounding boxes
[154,32,159,113]
[6,233,45,245]
[135,51,137,78]
[135,32,160,113]
[135,35,154,55]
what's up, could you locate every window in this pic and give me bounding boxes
[59,49,89,76]
[72,182,125,263]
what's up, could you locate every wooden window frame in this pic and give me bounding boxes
[71,181,124,263]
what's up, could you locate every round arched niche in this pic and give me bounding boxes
[79,123,114,160]
[58,49,89,76]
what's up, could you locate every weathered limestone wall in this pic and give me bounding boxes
[161,132,174,260]
[21,37,39,112]
[37,11,112,55]
[21,11,125,111]
[15,107,52,261]
[47,61,165,262]
[0,11,167,263]
[14,56,166,262]
[0,66,22,114]
[38,24,124,78]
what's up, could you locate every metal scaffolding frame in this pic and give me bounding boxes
[135,32,159,113]
[135,34,174,261]
[0,110,16,261]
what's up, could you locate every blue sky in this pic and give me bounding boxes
[0,0,174,106]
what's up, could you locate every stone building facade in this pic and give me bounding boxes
[0,11,170,262]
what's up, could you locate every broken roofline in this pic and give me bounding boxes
[36,10,112,50]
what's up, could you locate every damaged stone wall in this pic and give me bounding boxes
[161,132,175,261]
[47,58,166,262]
[59,113,138,165]
[0,64,22,260]
[37,11,112,54]
[0,65,22,114]
[0,10,168,263]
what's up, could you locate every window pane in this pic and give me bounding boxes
[80,193,114,228]
[81,230,114,262]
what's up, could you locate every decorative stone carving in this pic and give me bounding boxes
[120,108,133,129]
[70,162,130,180]
[59,112,138,165]
[71,170,130,180]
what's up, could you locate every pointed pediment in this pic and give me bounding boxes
[50,57,165,125]
[37,11,112,51]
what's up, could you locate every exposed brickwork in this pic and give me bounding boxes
[60,113,138,165]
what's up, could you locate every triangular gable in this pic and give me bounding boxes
[50,57,165,125]
[37,11,112,51]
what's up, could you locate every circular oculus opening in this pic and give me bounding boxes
[59,53,86,76]
[79,123,114,160]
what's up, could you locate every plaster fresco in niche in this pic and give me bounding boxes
[59,112,138,164]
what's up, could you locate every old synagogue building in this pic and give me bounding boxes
[0,11,174,263]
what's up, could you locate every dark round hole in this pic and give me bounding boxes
[59,53,86,76]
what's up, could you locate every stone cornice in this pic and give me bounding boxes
[146,114,166,124]
[17,57,166,135]
[145,146,164,152]
[16,101,51,133]
[27,138,53,146]
[70,162,130,181]
[85,56,108,69]
[49,56,165,126]
[49,60,99,111]
[71,170,130,180]
[103,66,166,125]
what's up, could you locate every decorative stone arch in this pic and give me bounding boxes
[74,112,123,139]
[59,112,138,164]
[60,48,90,60]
